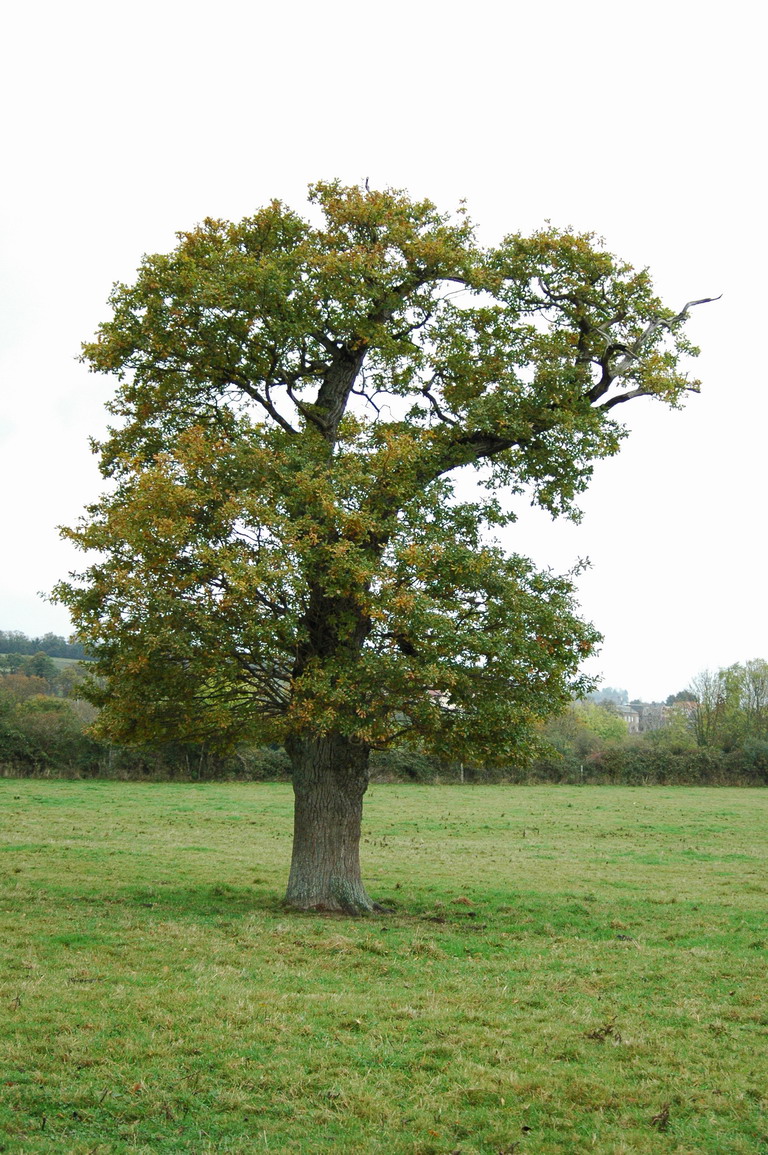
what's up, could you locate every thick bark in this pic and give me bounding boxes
[284,732,375,914]
[314,347,367,441]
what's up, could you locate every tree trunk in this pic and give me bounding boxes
[283,732,375,914]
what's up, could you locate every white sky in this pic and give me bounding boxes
[1,0,764,701]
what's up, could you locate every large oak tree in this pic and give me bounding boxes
[56,182,709,912]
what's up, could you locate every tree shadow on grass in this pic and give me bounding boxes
[111,883,413,924]
[106,881,286,922]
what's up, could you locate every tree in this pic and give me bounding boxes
[689,660,768,749]
[586,686,628,705]
[0,674,51,703]
[53,661,87,699]
[20,651,58,683]
[573,701,629,743]
[740,659,768,740]
[55,181,709,912]
[665,689,697,706]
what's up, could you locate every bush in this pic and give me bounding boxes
[369,748,444,782]
[722,740,768,785]
[0,694,100,777]
[578,744,754,786]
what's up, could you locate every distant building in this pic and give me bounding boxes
[638,703,666,732]
[622,700,697,732]
[615,705,640,733]
[669,699,697,720]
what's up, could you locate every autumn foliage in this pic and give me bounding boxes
[54,182,703,908]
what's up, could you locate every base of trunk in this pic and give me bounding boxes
[283,887,378,917]
[283,733,374,915]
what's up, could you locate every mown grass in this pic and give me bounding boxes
[1,781,767,1154]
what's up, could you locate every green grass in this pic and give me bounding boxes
[1,781,767,1154]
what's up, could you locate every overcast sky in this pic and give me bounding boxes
[2,0,764,701]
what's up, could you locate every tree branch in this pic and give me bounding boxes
[228,377,298,434]
[596,387,654,410]
[422,380,458,426]
[285,382,328,432]
[595,295,721,377]
[598,379,700,411]
[311,330,342,355]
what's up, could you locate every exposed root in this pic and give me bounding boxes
[282,895,377,917]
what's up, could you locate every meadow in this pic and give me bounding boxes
[1,780,766,1154]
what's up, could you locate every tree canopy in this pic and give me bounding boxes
[55,181,707,910]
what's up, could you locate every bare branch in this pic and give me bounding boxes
[584,294,720,401]
[596,387,654,410]
[599,295,722,375]
[672,295,723,321]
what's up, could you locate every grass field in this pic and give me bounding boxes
[1,780,767,1154]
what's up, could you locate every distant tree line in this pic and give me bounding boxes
[0,666,290,780]
[524,661,768,786]
[0,630,89,659]
[1,635,767,785]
